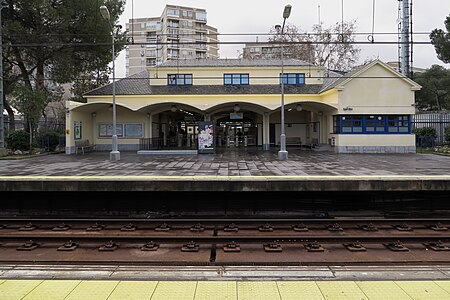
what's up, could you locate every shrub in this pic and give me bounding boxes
[6,130,30,151]
[413,127,437,138]
[37,131,62,152]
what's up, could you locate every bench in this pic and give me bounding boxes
[75,139,96,155]
[286,137,302,147]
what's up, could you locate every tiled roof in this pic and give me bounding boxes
[83,70,152,96]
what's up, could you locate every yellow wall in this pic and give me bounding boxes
[148,66,324,86]
[338,64,416,115]
[335,134,415,147]
[91,108,148,146]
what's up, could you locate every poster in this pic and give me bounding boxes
[197,121,214,154]
[74,121,82,139]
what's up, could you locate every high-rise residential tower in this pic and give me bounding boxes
[125,5,219,76]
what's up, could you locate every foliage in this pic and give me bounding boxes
[6,130,30,151]
[70,68,111,101]
[2,0,126,128]
[414,65,450,111]
[11,86,49,150]
[261,20,360,72]
[445,126,450,144]
[37,130,63,152]
[413,127,437,138]
[430,16,450,64]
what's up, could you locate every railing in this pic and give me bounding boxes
[412,113,450,145]
[216,135,257,147]
[140,135,258,150]
[416,136,436,152]
[139,137,198,150]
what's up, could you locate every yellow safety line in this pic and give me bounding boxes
[0,175,450,180]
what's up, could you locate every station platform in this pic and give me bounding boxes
[0,150,450,192]
[1,279,450,299]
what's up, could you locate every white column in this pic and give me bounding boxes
[262,113,270,151]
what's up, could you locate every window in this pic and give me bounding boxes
[388,115,410,133]
[195,11,207,21]
[168,74,193,86]
[167,9,179,17]
[224,74,249,85]
[99,123,143,138]
[182,10,193,18]
[341,116,363,133]
[333,115,411,134]
[366,115,385,133]
[280,73,305,85]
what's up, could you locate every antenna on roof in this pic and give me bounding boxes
[318,5,321,24]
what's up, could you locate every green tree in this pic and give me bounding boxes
[430,16,450,63]
[2,0,126,129]
[70,67,111,103]
[414,65,450,111]
[11,86,48,152]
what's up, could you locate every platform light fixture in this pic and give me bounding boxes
[276,4,292,161]
[100,5,120,161]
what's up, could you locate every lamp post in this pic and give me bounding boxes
[277,4,291,161]
[100,5,120,161]
[0,1,6,150]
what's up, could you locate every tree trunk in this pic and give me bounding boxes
[435,94,442,111]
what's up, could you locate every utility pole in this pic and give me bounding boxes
[400,0,410,77]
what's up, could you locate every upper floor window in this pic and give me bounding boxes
[182,10,193,18]
[224,74,249,85]
[195,11,207,21]
[168,74,193,86]
[167,9,179,17]
[280,73,305,85]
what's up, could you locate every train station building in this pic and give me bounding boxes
[65,58,421,154]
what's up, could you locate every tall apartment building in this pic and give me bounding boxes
[125,5,219,76]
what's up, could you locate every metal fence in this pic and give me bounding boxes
[412,113,450,145]
[2,117,66,152]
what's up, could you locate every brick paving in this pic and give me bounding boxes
[0,149,449,177]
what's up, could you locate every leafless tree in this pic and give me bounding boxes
[248,20,360,72]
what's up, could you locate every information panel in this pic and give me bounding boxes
[197,121,214,154]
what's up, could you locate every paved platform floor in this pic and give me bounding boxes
[1,279,450,299]
[0,150,450,177]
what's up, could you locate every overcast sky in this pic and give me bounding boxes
[115,0,450,78]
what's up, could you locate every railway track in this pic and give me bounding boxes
[1,218,450,266]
